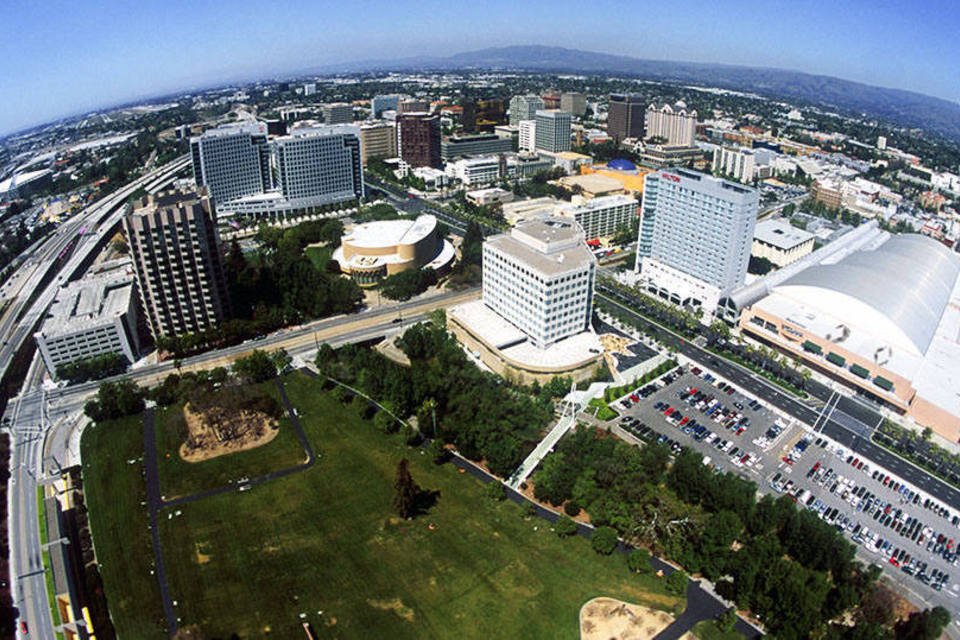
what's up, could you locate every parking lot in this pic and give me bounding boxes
[613,367,797,481]
[605,364,960,610]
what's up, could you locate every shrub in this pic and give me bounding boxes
[564,501,581,517]
[627,548,652,574]
[554,516,578,538]
[591,526,619,555]
[665,569,688,596]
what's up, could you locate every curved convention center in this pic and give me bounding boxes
[739,232,960,440]
[332,213,455,285]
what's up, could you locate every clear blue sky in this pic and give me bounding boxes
[1,0,958,136]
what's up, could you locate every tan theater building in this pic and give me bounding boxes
[332,214,455,285]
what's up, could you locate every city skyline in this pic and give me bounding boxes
[2,0,960,136]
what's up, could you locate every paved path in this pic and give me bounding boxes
[508,413,577,488]
[142,409,178,635]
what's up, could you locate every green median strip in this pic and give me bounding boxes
[36,487,63,634]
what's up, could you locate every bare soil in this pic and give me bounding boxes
[580,597,675,640]
[179,401,279,463]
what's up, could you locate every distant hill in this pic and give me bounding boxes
[320,45,960,143]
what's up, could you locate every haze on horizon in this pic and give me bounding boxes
[2,0,958,136]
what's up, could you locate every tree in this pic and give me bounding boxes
[393,458,420,519]
[591,526,619,555]
[627,548,652,574]
[554,516,578,538]
[894,607,951,640]
[665,570,688,596]
[484,481,506,502]
[232,350,278,383]
[269,349,293,374]
[84,380,145,422]
[426,438,447,464]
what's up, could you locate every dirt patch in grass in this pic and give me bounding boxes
[180,400,279,463]
[580,597,674,640]
[367,597,415,622]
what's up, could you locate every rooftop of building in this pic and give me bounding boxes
[0,168,52,194]
[192,121,266,140]
[343,214,438,251]
[558,173,625,195]
[557,193,636,213]
[749,232,960,418]
[753,219,815,250]
[37,260,135,337]
[450,299,602,367]
[486,216,595,276]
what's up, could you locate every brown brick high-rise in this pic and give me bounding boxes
[397,113,441,168]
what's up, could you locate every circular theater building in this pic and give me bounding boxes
[332,214,455,285]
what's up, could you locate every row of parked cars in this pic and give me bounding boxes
[618,416,684,456]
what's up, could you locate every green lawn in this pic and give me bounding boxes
[692,620,746,640]
[88,372,680,639]
[154,382,308,500]
[305,245,333,272]
[81,415,167,639]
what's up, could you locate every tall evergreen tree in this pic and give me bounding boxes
[393,458,420,519]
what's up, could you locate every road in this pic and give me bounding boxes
[596,284,960,513]
[2,155,198,640]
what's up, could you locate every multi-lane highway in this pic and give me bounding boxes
[5,156,190,640]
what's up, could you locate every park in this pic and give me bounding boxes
[81,370,682,639]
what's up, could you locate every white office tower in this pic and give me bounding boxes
[713,146,757,183]
[645,102,697,146]
[518,120,537,152]
[273,125,364,206]
[535,110,572,153]
[190,122,271,207]
[636,169,758,317]
[509,95,545,126]
[371,94,400,117]
[483,217,596,348]
[556,194,637,240]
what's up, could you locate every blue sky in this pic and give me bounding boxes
[1,0,958,136]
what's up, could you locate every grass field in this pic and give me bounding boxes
[692,620,746,640]
[305,245,333,272]
[81,415,167,639]
[154,381,308,500]
[87,372,681,639]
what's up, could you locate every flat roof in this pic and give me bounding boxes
[38,262,135,337]
[486,217,595,277]
[558,173,624,194]
[450,300,602,368]
[753,219,815,250]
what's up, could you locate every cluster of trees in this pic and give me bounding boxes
[157,219,361,358]
[596,280,701,339]
[231,349,292,384]
[533,427,948,639]
[380,267,438,302]
[799,197,864,227]
[0,220,53,286]
[509,167,569,200]
[747,255,775,276]
[56,353,128,384]
[315,321,556,476]
[447,221,484,288]
[83,380,145,422]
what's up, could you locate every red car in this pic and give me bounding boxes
[782,456,795,465]
[20,621,27,635]
[664,407,675,416]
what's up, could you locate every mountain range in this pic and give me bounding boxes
[318,45,960,144]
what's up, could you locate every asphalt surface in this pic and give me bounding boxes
[597,285,960,514]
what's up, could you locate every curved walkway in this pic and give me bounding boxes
[142,376,316,635]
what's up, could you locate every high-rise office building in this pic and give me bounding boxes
[440,133,513,160]
[398,99,431,114]
[190,122,271,207]
[645,102,697,146]
[397,113,441,168]
[124,190,230,339]
[473,99,506,132]
[534,110,572,153]
[607,94,645,142]
[273,125,364,205]
[713,146,757,183]
[637,169,758,316]
[556,194,637,240]
[482,217,596,349]
[303,83,317,96]
[518,120,536,152]
[560,92,587,117]
[359,122,397,165]
[322,102,354,124]
[509,95,545,126]
[371,94,400,118]
[541,92,561,110]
